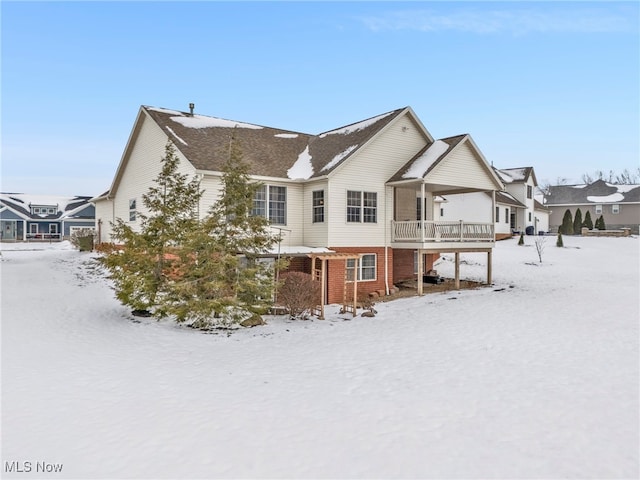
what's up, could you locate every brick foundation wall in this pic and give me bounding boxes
[392,249,438,284]
[327,247,393,304]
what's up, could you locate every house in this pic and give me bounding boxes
[0,193,95,241]
[495,167,549,235]
[544,180,640,234]
[92,105,505,303]
[440,166,549,239]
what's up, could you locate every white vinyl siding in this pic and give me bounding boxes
[113,113,197,236]
[425,141,497,191]
[327,114,428,247]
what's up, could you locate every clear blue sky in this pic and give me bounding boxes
[2,1,638,196]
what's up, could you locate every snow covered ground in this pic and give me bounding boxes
[1,236,638,479]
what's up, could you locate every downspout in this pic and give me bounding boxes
[384,186,390,296]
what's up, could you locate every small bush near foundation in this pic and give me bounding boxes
[277,272,321,320]
[556,231,564,247]
[518,232,525,245]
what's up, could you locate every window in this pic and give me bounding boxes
[505,208,509,223]
[129,199,137,221]
[30,224,38,234]
[595,204,602,214]
[527,185,533,199]
[346,254,377,281]
[496,206,500,222]
[253,185,287,225]
[49,224,58,234]
[347,191,361,222]
[612,204,620,214]
[48,208,56,214]
[269,186,286,225]
[312,190,324,223]
[440,207,444,218]
[528,212,532,222]
[347,191,377,223]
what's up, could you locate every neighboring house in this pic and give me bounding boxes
[0,193,95,241]
[495,167,549,235]
[441,166,549,239]
[93,105,504,303]
[545,180,640,234]
[439,190,526,240]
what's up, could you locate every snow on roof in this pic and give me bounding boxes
[165,126,188,146]
[610,183,638,193]
[321,145,358,172]
[170,113,264,130]
[318,111,393,138]
[265,245,333,256]
[495,170,514,184]
[587,193,625,203]
[500,168,528,182]
[1,193,73,208]
[402,140,449,179]
[287,146,314,180]
[147,107,183,115]
[274,133,298,139]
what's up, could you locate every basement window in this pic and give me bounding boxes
[346,254,376,281]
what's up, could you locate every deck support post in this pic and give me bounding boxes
[487,250,492,285]
[417,249,424,296]
[454,252,460,289]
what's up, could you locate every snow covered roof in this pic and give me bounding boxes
[492,190,526,208]
[496,167,537,186]
[545,180,640,205]
[0,193,93,220]
[264,245,333,257]
[388,134,466,182]
[142,105,406,181]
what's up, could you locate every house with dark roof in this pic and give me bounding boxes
[0,194,95,241]
[545,180,640,234]
[93,105,505,302]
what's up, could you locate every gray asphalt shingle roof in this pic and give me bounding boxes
[546,179,640,205]
[144,106,406,179]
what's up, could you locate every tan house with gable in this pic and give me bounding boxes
[93,105,504,303]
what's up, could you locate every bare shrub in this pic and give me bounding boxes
[535,236,547,263]
[277,272,321,319]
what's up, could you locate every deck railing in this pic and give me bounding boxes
[391,220,494,243]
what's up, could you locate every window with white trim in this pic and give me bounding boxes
[527,185,533,199]
[49,224,58,234]
[347,191,377,223]
[346,254,376,281]
[495,206,500,222]
[505,208,510,223]
[312,190,324,223]
[30,224,38,234]
[129,199,137,221]
[612,204,620,214]
[595,204,603,214]
[253,185,287,225]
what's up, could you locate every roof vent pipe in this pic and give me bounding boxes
[189,103,195,116]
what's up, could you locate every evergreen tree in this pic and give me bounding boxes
[556,231,564,247]
[561,209,574,235]
[168,132,286,326]
[596,215,606,230]
[573,208,583,235]
[518,232,525,245]
[583,210,594,230]
[99,141,203,316]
